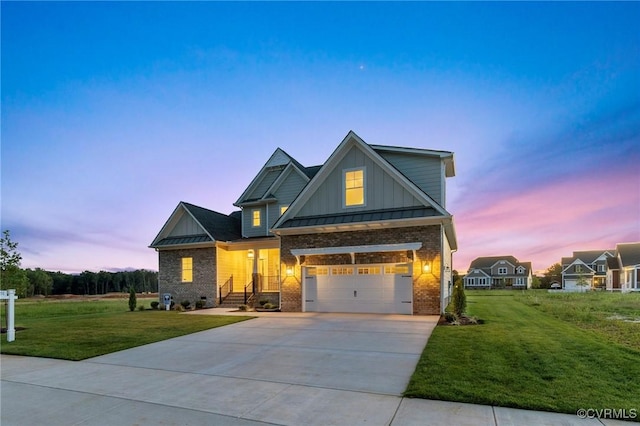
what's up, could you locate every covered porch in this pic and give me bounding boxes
[216,238,280,306]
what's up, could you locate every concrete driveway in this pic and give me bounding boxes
[1,311,612,425]
[1,312,440,425]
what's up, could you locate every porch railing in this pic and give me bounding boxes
[219,275,232,305]
[244,280,255,305]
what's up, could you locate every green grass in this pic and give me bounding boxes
[405,291,640,414]
[517,290,640,351]
[1,298,252,360]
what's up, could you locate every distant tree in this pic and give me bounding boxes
[531,275,542,289]
[26,268,54,296]
[540,263,563,289]
[49,271,73,294]
[575,274,590,292]
[128,287,137,311]
[0,230,29,297]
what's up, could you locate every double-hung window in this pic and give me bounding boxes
[182,257,193,282]
[344,168,365,207]
[252,209,261,227]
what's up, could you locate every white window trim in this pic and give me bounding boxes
[252,209,261,227]
[343,167,366,208]
[498,267,507,275]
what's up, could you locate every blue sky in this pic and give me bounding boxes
[2,2,639,274]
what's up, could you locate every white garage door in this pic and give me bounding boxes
[303,264,413,314]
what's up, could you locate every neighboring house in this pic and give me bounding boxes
[463,256,532,289]
[606,242,640,292]
[561,250,614,291]
[150,131,458,315]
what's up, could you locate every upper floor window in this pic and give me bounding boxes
[498,267,507,275]
[517,267,525,274]
[575,265,583,273]
[181,257,193,282]
[252,209,261,227]
[280,205,288,215]
[344,168,365,207]
[598,264,605,272]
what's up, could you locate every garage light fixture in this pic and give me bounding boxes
[247,249,254,259]
[423,262,431,273]
[286,267,294,277]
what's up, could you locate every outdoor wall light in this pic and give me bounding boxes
[247,249,254,259]
[423,262,431,273]
[286,267,294,277]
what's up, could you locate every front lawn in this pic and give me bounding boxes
[1,298,252,360]
[405,291,640,414]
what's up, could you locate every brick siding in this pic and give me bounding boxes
[158,247,217,308]
[280,225,443,315]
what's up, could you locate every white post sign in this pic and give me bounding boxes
[1,289,18,342]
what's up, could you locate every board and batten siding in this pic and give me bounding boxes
[168,212,203,237]
[246,168,282,201]
[378,151,444,206]
[242,205,267,238]
[298,145,423,217]
[268,169,308,229]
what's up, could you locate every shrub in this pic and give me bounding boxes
[444,312,456,323]
[180,300,191,310]
[137,305,145,311]
[128,288,137,312]
[174,304,184,312]
[259,299,269,306]
[150,301,159,310]
[195,300,205,309]
[452,283,467,317]
[238,304,248,311]
[263,303,276,309]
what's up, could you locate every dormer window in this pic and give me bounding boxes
[344,168,365,207]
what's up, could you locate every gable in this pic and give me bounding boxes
[274,131,450,231]
[296,144,424,217]
[149,202,241,248]
[169,212,202,237]
[562,259,595,275]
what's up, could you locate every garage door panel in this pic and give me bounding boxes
[303,264,413,314]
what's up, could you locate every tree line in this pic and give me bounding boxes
[1,230,157,298]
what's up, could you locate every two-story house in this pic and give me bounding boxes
[150,131,458,315]
[606,242,640,292]
[463,256,532,289]
[561,250,614,291]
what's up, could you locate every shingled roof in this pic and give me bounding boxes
[617,242,640,267]
[149,202,241,248]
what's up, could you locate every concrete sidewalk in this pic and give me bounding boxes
[0,312,634,425]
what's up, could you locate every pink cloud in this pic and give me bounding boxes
[453,163,639,273]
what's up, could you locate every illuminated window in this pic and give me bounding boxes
[280,205,288,215]
[252,209,261,227]
[181,257,193,282]
[331,267,354,275]
[344,168,365,207]
[358,267,381,275]
[385,264,410,274]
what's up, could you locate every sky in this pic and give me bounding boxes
[2,2,639,275]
